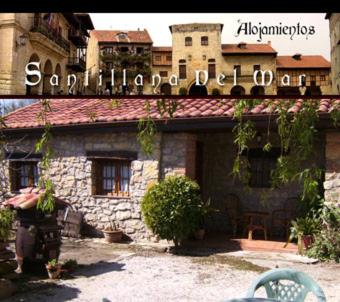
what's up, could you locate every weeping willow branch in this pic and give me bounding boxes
[137,99,180,156]
[35,99,55,213]
[231,100,256,182]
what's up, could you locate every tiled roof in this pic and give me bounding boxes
[2,187,68,209]
[152,46,172,52]
[3,99,339,130]
[222,43,277,54]
[276,55,331,68]
[91,30,152,44]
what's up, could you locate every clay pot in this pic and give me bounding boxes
[103,230,123,243]
[194,229,205,240]
[46,264,62,279]
[302,235,314,249]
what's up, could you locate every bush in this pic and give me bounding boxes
[141,175,204,246]
[0,208,14,242]
[306,205,340,262]
[211,88,220,96]
[178,87,187,96]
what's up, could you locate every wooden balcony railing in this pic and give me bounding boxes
[67,56,86,72]
[31,14,70,52]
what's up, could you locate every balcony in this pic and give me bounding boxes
[67,57,86,72]
[31,15,70,53]
[68,28,87,47]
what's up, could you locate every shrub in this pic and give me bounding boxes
[0,208,14,242]
[178,87,187,96]
[211,88,220,96]
[306,205,340,262]
[141,175,204,246]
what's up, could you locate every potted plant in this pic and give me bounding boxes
[102,221,123,243]
[46,259,62,279]
[194,199,217,240]
[288,215,320,254]
[0,208,14,251]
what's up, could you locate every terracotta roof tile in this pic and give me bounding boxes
[3,99,339,130]
[91,30,152,44]
[222,43,277,54]
[276,55,331,68]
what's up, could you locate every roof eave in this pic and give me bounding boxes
[2,113,335,137]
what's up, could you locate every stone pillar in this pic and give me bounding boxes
[324,132,340,206]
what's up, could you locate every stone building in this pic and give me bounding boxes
[276,54,332,95]
[86,29,153,95]
[1,99,339,241]
[0,13,93,95]
[86,23,332,96]
[326,13,340,94]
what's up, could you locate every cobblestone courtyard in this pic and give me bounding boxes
[5,239,340,302]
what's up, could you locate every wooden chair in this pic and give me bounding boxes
[271,197,298,240]
[244,211,269,240]
[225,194,243,237]
[246,268,326,302]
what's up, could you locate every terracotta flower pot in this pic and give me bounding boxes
[194,229,205,240]
[46,264,62,279]
[302,234,314,249]
[103,230,123,243]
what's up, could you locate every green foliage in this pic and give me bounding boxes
[48,259,58,266]
[137,117,156,156]
[231,100,257,182]
[0,208,14,242]
[141,175,204,246]
[307,205,340,262]
[156,99,178,118]
[178,87,187,96]
[35,100,55,213]
[62,259,78,270]
[289,215,320,240]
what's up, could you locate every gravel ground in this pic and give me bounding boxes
[5,239,340,302]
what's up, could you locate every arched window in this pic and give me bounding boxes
[185,37,192,46]
[208,59,216,78]
[179,59,186,79]
[201,36,208,46]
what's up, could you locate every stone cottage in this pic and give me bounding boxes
[0,98,339,241]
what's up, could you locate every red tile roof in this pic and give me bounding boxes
[222,43,277,54]
[91,30,152,44]
[3,99,339,130]
[276,55,331,68]
[2,187,68,209]
[152,46,172,52]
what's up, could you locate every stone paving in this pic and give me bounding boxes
[3,238,340,302]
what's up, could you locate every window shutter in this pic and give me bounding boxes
[91,160,101,195]
[9,162,19,192]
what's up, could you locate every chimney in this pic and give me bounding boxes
[292,53,302,60]
[267,41,271,45]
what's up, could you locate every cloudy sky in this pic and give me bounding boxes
[90,13,330,59]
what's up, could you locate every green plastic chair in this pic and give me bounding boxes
[246,268,326,302]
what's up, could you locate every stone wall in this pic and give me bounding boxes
[198,131,326,233]
[0,128,330,241]
[0,131,199,241]
[324,131,340,206]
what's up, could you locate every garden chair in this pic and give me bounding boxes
[271,197,298,240]
[225,194,243,237]
[246,268,326,302]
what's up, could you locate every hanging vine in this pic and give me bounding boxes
[35,99,55,213]
[137,99,179,156]
[229,98,328,205]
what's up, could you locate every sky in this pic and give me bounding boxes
[90,13,331,60]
